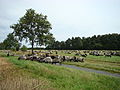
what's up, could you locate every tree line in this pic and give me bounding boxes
[46,33,120,50]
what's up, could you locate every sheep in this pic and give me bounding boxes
[76,57,84,62]
[43,57,53,63]
[105,54,111,57]
[71,56,84,62]
[18,55,27,60]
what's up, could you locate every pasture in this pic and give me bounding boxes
[64,55,120,73]
[0,50,120,90]
[51,50,120,73]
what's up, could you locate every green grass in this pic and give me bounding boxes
[64,55,120,73]
[58,51,120,73]
[87,55,120,63]
[2,56,120,90]
[64,60,120,73]
[0,51,7,57]
[1,50,120,73]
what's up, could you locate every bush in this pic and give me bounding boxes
[11,47,16,51]
[21,45,27,51]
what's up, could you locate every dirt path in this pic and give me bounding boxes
[60,64,120,78]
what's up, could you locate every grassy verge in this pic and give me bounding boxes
[1,56,120,90]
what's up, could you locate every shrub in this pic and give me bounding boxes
[21,45,27,51]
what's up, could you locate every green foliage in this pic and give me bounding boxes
[0,33,21,50]
[21,45,27,51]
[0,43,4,50]
[11,47,16,51]
[10,8,54,54]
[46,33,120,50]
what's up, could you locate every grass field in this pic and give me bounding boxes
[64,55,120,73]
[54,51,120,73]
[1,50,120,73]
[0,51,120,90]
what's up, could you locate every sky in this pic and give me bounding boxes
[0,0,120,43]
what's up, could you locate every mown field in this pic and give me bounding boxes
[0,51,120,90]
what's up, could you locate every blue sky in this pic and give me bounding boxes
[0,0,120,43]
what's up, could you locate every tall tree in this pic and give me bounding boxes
[11,9,53,54]
[65,38,72,50]
[3,33,21,50]
[0,42,4,50]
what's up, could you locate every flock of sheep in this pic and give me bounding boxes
[18,50,85,64]
[89,50,120,57]
[6,50,120,65]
